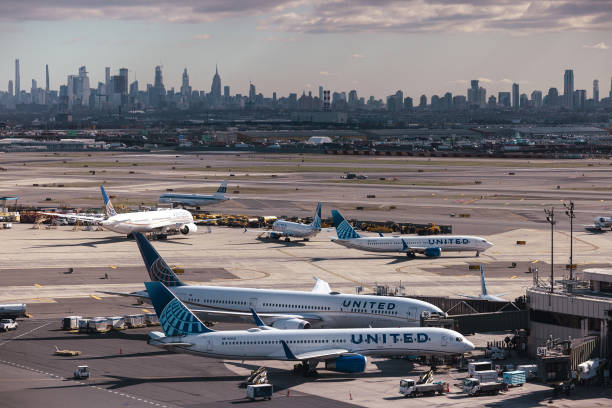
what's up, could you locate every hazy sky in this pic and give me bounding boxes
[1,0,611,99]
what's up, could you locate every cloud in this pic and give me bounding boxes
[583,41,609,49]
[62,37,81,45]
[477,77,493,83]
[193,34,212,40]
[351,53,366,59]
[1,1,611,35]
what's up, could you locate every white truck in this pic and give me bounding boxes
[463,378,506,396]
[0,319,18,331]
[468,361,493,377]
[73,365,90,379]
[399,379,448,397]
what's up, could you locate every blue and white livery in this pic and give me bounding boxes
[267,202,322,241]
[158,181,229,208]
[456,265,507,302]
[130,232,444,329]
[145,281,474,375]
[330,210,493,257]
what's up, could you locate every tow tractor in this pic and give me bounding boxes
[73,365,90,379]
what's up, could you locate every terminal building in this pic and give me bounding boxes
[527,269,612,361]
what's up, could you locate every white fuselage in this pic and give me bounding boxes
[158,194,228,207]
[150,326,474,360]
[272,220,318,238]
[594,216,612,229]
[171,286,443,328]
[332,235,492,254]
[101,209,194,234]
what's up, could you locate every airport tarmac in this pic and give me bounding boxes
[2,152,612,406]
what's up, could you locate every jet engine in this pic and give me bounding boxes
[424,247,441,257]
[270,318,311,330]
[180,223,198,235]
[325,355,367,373]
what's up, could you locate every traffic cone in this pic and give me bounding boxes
[349,391,352,400]
[119,347,122,355]
[287,389,290,397]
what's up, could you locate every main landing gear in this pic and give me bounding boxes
[293,362,318,378]
[406,252,416,258]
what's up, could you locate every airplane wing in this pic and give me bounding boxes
[281,341,349,360]
[40,212,105,223]
[312,276,332,294]
[193,218,222,225]
[97,290,149,298]
[455,294,480,300]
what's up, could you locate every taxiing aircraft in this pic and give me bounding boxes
[44,186,198,239]
[126,232,444,328]
[330,210,493,257]
[145,281,474,375]
[456,267,506,302]
[266,202,322,242]
[158,181,229,208]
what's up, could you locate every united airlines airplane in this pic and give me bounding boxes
[128,232,444,328]
[457,266,506,302]
[158,181,229,208]
[145,281,474,375]
[43,186,198,239]
[266,202,322,241]
[331,210,493,257]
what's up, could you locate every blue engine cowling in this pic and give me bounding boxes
[424,247,441,257]
[325,355,367,373]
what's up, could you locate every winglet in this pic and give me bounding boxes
[281,340,298,360]
[250,308,266,328]
[135,233,184,286]
[100,185,117,217]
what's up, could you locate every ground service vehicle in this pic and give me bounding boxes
[502,370,526,387]
[463,378,506,396]
[0,319,18,331]
[399,379,448,397]
[468,361,493,377]
[246,384,273,400]
[73,365,90,379]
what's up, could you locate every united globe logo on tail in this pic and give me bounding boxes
[150,257,182,287]
[160,298,209,337]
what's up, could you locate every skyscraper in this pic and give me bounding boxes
[224,86,230,99]
[151,65,166,108]
[179,68,191,98]
[512,83,519,110]
[531,90,542,108]
[210,65,221,99]
[249,82,256,100]
[104,67,110,94]
[564,69,574,109]
[8,80,13,97]
[14,59,20,102]
[610,77,612,99]
[45,64,49,93]
[593,79,599,104]
[498,92,511,107]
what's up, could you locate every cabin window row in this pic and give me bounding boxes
[221,339,347,345]
[262,303,330,310]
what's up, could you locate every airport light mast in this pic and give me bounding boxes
[544,207,556,294]
[564,201,575,281]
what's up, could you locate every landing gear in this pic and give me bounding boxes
[284,237,291,242]
[406,252,416,258]
[156,234,168,240]
[476,251,480,257]
[303,238,310,242]
[126,233,134,240]
[293,362,318,377]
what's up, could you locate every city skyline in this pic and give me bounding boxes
[1,1,611,98]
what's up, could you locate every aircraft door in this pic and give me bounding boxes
[441,335,448,347]
[409,307,417,321]
[207,338,213,351]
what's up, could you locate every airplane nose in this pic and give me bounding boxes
[464,339,475,352]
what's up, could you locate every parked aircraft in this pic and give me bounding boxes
[145,281,474,375]
[158,181,229,208]
[265,202,322,241]
[586,216,612,231]
[125,232,444,328]
[456,266,506,302]
[43,186,198,239]
[330,210,493,257]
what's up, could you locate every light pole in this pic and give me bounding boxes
[564,201,575,281]
[545,208,556,293]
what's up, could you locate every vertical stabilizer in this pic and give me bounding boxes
[135,233,185,286]
[480,266,488,296]
[331,210,361,239]
[310,202,322,230]
[213,181,227,198]
[100,185,117,217]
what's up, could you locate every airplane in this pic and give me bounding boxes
[456,266,506,302]
[123,232,445,329]
[43,186,199,239]
[144,281,475,376]
[158,181,229,208]
[330,210,493,257]
[264,202,322,242]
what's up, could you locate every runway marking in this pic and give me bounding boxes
[0,358,172,408]
[510,276,517,280]
[34,283,43,288]
[90,294,102,300]
[531,259,540,264]
[0,322,52,347]
[141,308,151,313]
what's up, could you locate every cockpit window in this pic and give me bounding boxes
[456,337,463,342]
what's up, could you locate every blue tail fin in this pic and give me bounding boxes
[145,281,214,336]
[480,267,488,296]
[310,202,322,230]
[331,210,361,239]
[135,233,185,287]
[214,181,227,197]
[100,185,117,217]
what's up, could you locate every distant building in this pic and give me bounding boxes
[593,79,599,104]
[14,59,20,102]
[564,69,574,109]
[498,92,511,107]
[180,68,191,97]
[519,93,528,108]
[210,65,221,100]
[545,87,559,106]
[7,80,13,97]
[403,96,413,109]
[249,82,256,101]
[467,80,485,107]
[512,83,519,110]
[224,85,230,99]
[574,89,586,110]
[531,90,542,108]
[419,94,427,108]
[67,66,90,107]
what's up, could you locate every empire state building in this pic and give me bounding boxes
[210,65,221,99]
